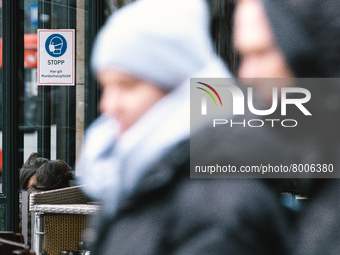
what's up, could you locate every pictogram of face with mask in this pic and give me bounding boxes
[49,36,63,54]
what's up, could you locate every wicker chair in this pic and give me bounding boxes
[29,186,100,255]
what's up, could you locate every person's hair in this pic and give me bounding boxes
[33,159,73,191]
[19,153,49,190]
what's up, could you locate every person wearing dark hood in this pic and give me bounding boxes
[230,0,340,254]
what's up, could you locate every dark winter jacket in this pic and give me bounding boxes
[87,80,340,255]
[88,140,290,255]
[191,80,340,254]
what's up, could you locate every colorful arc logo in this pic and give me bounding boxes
[196,82,223,106]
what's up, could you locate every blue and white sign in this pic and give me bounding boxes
[45,34,67,57]
[38,29,75,85]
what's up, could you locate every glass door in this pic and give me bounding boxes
[0,0,105,234]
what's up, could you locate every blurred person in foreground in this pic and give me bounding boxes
[232,0,340,254]
[77,0,292,254]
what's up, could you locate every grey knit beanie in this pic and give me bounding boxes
[92,0,216,90]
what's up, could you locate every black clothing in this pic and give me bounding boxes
[89,140,290,255]
[191,80,340,254]
[89,81,340,254]
[291,179,340,255]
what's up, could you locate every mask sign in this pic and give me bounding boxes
[38,29,75,85]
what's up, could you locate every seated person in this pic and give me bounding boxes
[19,152,73,191]
[33,159,73,191]
[19,153,74,247]
[19,152,49,190]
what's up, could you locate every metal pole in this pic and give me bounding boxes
[2,0,24,232]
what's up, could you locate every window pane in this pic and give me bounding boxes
[21,0,86,171]
[23,1,39,162]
